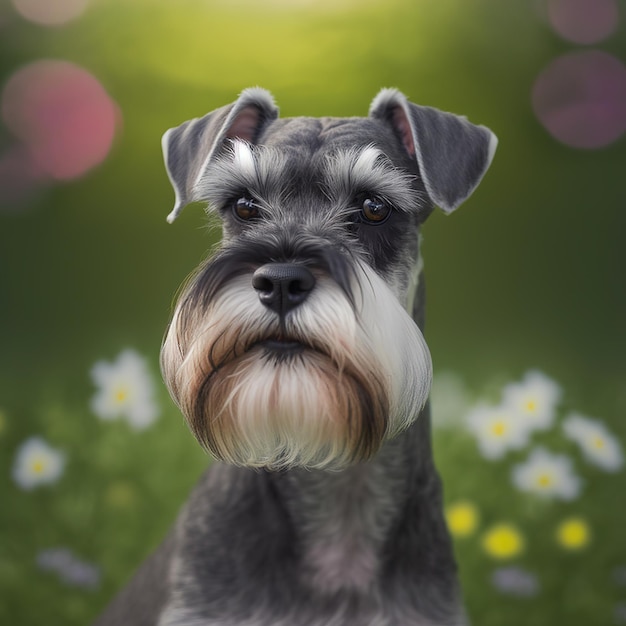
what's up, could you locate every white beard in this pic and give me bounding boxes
[161,261,432,470]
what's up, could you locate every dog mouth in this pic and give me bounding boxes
[256,338,307,356]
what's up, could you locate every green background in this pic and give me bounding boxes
[1,0,625,624]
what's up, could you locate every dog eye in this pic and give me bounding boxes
[233,197,260,221]
[361,198,391,224]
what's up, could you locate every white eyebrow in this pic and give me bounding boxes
[193,142,290,213]
[231,140,257,179]
[352,146,384,180]
[323,145,422,212]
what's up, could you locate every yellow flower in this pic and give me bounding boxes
[556,517,591,550]
[105,481,136,509]
[446,501,480,538]
[482,523,525,559]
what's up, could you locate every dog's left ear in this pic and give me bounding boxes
[369,89,497,214]
[162,87,279,223]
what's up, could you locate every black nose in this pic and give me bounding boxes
[252,263,316,316]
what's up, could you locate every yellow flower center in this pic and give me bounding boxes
[115,388,129,403]
[592,437,605,450]
[536,473,553,488]
[482,523,524,559]
[32,459,46,474]
[556,518,590,550]
[491,420,507,437]
[525,399,538,413]
[446,501,479,538]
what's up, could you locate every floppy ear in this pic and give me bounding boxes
[369,89,497,214]
[162,87,279,223]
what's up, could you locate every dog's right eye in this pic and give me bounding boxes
[233,197,260,221]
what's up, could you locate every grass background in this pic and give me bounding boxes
[0,0,625,623]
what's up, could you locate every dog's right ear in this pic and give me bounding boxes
[162,87,279,223]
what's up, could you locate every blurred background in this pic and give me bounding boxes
[0,0,625,623]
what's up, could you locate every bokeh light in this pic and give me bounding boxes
[11,0,89,27]
[1,60,120,180]
[547,0,619,45]
[532,51,626,149]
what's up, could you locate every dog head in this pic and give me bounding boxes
[160,88,496,470]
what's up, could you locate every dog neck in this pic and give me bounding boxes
[277,414,435,595]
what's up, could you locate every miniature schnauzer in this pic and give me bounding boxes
[95,88,496,626]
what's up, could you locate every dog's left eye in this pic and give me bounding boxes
[233,197,260,221]
[360,198,391,224]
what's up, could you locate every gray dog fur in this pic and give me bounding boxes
[94,88,496,626]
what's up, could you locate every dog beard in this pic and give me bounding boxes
[161,263,432,470]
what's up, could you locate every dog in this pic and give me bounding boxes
[94,88,497,626]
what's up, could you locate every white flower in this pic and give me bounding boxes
[615,602,626,625]
[12,437,65,490]
[90,349,159,430]
[37,547,101,589]
[563,413,624,472]
[501,370,561,433]
[465,403,530,460]
[431,371,470,429]
[512,447,582,500]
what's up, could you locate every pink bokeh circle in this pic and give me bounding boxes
[532,50,626,149]
[547,0,619,45]
[1,60,120,180]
